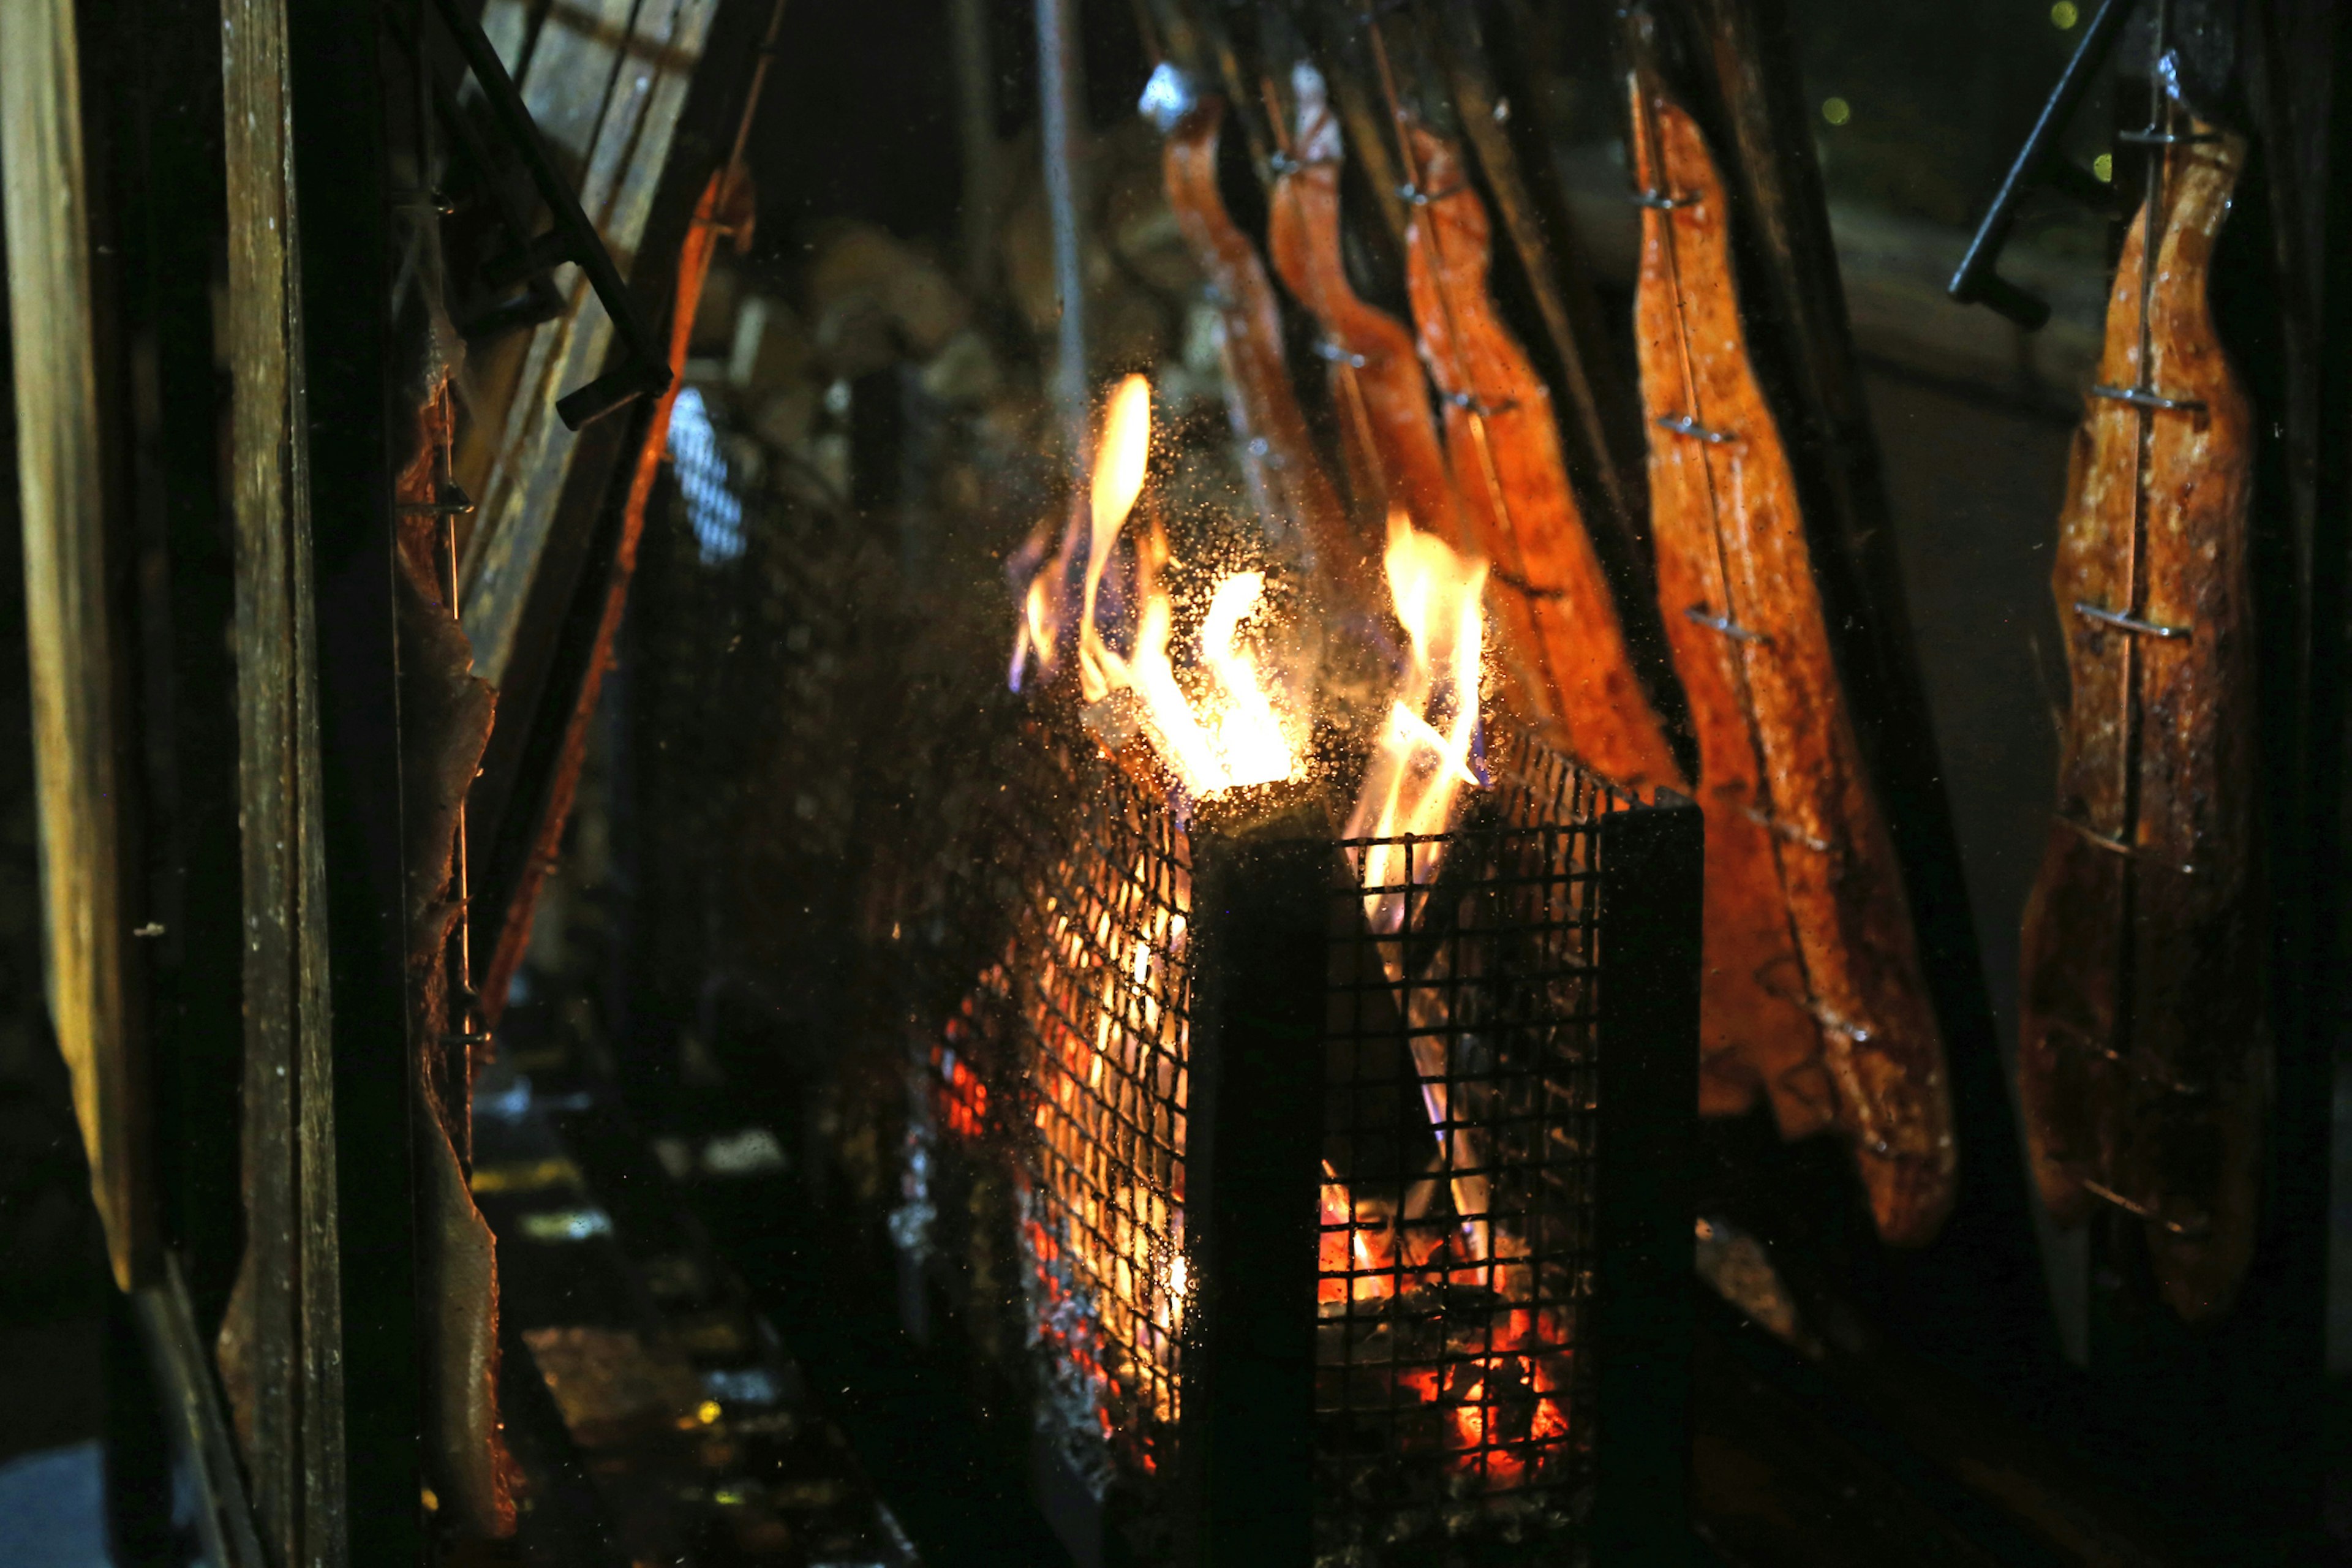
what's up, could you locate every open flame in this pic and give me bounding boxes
[1003,378,1568,1488]
[1341,512,1506,1276]
[1015,373,1303,798]
[1346,508,1488,933]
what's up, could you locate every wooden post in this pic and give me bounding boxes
[1,0,153,1294]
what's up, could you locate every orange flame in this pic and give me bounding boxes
[1344,511,1497,1264]
[1031,373,1303,797]
[1346,509,1487,931]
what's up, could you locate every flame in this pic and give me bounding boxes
[1026,372,1302,797]
[1347,510,1487,932]
[1078,374,1154,704]
[1343,511,1498,1264]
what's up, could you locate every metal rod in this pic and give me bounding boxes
[1654,412,1736,445]
[1947,0,2135,328]
[1683,606,1768,644]
[1037,0,1090,503]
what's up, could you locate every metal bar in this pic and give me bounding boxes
[133,1256,267,1568]
[1590,792,1702,1566]
[284,0,415,1552]
[425,0,670,428]
[949,0,998,296]
[1948,0,2135,327]
[218,0,349,1552]
[1036,0,1090,514]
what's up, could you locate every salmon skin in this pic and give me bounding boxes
[1161,92,1372,614]
[2018,110,2261,1322]
[1399,122,1684,793]
[1264,62,1462,554]
[1630,84,1954,1246]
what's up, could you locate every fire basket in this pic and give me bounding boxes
[902,716,1700,1568]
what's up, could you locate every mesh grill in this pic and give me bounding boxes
[1318,727,1621,1561]
[943,723,1637,1555]
[1005,733,1193,1487]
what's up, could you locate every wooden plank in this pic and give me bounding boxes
[469,0,775,1023]
[1,0,152,1293]
[459,0,725,686]
[219,0,348,1558]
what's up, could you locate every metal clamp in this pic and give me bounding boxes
[1656,412,1735,445]
[1685,606,1768,644]
[1630,189,1697,211]
[2073,600,2191,640]
[2091,382,2207,414]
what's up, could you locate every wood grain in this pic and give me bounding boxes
[1403,125,1684,793]
[1,0,150,1297]
[1632,92,1952,1244]
[2017,118,2261,1322]
[214,0,349,1551]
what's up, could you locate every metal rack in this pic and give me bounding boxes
[905,720,1698,1566]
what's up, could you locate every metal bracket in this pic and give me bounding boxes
[424,0,671,428]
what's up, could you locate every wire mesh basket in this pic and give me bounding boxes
[902,718,1699,1567]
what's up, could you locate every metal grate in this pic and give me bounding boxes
[1318,726,1626,1562]
[1003,730,1194,1491]
[912,718,1692,1564]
